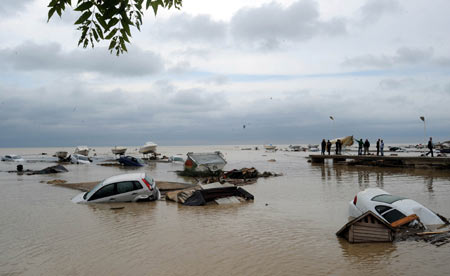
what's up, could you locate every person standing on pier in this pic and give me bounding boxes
[426,137,434,157]
[327,140,331,155]
[376,139,381,156]
[357,139,363,155]
[364,139,370,155]
[336,139,342,155]
[380,140,384,156]
[321,139,326,155]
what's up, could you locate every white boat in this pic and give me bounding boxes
[74,146,90,156]
[264,144,277,151]
[55,151,68,159]
[111,146,127,155]
[139,142,158,154]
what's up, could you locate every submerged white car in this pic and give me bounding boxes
[70,154,91,164]
[1,154,25,162]
[72,173,160,203]
[349,188,444,226]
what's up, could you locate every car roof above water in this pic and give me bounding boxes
[102,173,147,186]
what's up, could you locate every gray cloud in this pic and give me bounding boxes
[342,47,434,68]
[360,0,401,24]
[153,14,227,43]
[230,0,347,49]
[0,0,33,15]
[0,41,164,77]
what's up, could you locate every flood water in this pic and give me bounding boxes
[1,145,449,275]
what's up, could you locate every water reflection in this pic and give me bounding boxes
[338,238,397,270]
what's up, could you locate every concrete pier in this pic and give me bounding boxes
[309,154,450,169]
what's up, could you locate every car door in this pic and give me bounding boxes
[88,183,116,203]
[114,181,145,202]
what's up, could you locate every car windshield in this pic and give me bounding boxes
[371,194,406,204]
[84,180,105,200]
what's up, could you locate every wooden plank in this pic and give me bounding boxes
[390,214,419,228]
[353,229,390,236]
[416,230,450,236]
[354,221,387,229]
[353,225,390,232]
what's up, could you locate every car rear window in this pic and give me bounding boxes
[382,209,406,223]
[371,194,406,204]
[375,205,392,215]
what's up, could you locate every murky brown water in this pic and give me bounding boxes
[1,145,450,275]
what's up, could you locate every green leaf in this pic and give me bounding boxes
[120,37,127,52]
[74,1,93,11]
[105,28,118,39]
[74,11,92,25]
[47,7,56,22]
[94,22,104,39]
[121,19,131,36]
[109,38,116,50]
[107,17,119,29]
[95,13,108,29]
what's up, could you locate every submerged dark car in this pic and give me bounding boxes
[118,156,145,166]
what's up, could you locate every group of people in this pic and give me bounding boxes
[356,138,384,156]
[318,137,435,157]
[318,138,387,156]
[320,139,342,155]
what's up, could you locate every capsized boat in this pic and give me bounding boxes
[111,146,127,155]
[330,135,354,147]
[139,141,157,154]
[74,146,90,156]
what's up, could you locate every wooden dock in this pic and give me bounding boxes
[309,154,450,169]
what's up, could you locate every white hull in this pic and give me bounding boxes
[112,147,127,155]
[139,142,157,154]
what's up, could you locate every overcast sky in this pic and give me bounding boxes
[1,0,450,147]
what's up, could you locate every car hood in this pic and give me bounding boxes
[71,192,87,203]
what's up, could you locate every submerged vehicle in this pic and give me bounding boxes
[118,156,145,166]
[72,173,160,203]
[71,154,92,164]
[1,154,25,162]
[349,188,445,226]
